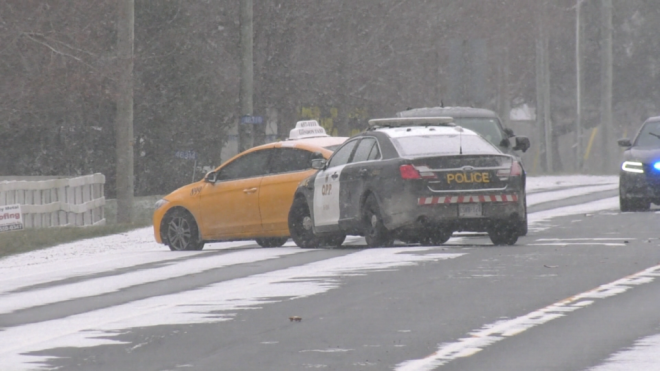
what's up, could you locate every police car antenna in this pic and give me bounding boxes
[459,129,463,155]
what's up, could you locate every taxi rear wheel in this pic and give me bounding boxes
[289,197,320,249]
[363,195,394,248]
[488,221,518,246]
[165,210,205,251]
[256,237,288,248]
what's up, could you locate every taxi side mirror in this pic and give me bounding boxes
[205,171,218,183]
[311,158,327,170]
[618,138,632,147]
[513,136,531,153]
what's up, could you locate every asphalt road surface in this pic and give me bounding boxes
[3,181,660,371]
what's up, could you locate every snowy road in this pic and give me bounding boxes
[3,175,660,371]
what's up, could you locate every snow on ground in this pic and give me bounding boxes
[0,175,621,271]
[526,175,617,193]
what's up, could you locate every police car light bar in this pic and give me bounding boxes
[368,117,455,128]
[288,120,329,140]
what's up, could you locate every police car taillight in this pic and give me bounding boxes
[400,165,421,179]
[400,165,437,180]
[497,161,523,178]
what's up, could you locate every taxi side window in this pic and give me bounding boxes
[327,140,358,168]
[268,148,313,174]
[351,138,380,163]
[217,149,272,181]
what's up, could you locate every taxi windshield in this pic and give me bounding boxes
[392,134,500,157]
[452,118,504,146]
[635,121,660,147]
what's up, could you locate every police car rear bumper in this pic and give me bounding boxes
[381,192,525,232]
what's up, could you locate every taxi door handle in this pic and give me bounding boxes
[331,173,339,180]
[243,187,258,194]
[358,169,369,177]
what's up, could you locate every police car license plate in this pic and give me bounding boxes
[458,203,482,217]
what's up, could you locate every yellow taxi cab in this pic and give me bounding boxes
[153,120,348,251]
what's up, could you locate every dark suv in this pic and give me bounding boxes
[396,107,531,158]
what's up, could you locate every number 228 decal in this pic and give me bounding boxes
[321,184,332,196]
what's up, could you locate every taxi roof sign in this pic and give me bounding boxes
[288,120,329,140]
[368,117,455,128]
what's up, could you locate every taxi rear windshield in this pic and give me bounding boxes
[392,135,500,157]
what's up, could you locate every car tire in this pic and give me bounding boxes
[321,233,346,247]
[288,197,320,249]
[420,229,452,245]
[363,194,394,248]
[519,196,528,236]
[165,210,205,251]
[620,189,650,212]
[256,237,288,248]
[488,221,519,246]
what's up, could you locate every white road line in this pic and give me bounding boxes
[0,248,463,371]
[395,264,660,371]
[586,333,660,371]
[0,248,307,315]
[529,197,619,231]
[527,184,618,207]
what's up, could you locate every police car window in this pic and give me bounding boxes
[367,141,381,160]
[635,121,660,147]
[351,138,373,163]
[217,149,272,181]
[351,138,379,163]
[268,148,313,174]
[452,118,504,146]
[392,135,499,157]
[327,140,358,168]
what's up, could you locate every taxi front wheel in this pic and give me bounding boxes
[165,210,205,251]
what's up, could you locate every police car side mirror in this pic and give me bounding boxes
[311,158,327,170]
[205,171,218,183]
[513,136,531,153]
[504,128,515,137]
[618,138,632,147]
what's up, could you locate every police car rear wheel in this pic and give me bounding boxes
[420,229,452,246]
[363,195,394,248]
[289,197,320,249]
[488,222,518,246]
[321,233,346,247]
[256,237,288,248]
[165,210,205,251]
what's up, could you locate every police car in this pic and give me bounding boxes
[618,116,660,211]
[287,117,527,248]
[153,120,348,251]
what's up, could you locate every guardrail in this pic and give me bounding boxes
[0,174,105,228]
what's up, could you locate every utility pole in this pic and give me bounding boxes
[599,0,613,174]
[239,0,254,153]
[115,0,134,224]
[535,1,552,173]
[575,0,585,172]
